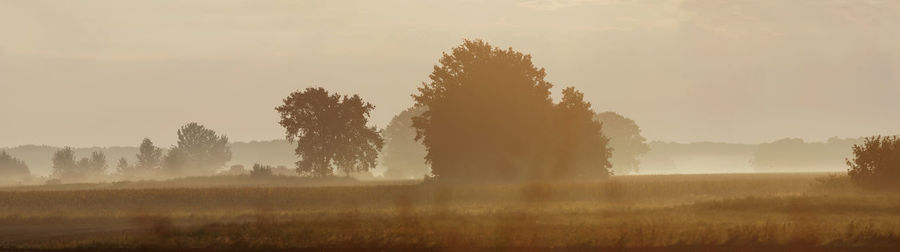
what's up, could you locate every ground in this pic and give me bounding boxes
[1,173,898,250]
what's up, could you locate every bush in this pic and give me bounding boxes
[250,164,274,178]
[846,136,900,190]
[227,165,246,175]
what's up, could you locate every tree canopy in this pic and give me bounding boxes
[51,147,78,180]
[136,138,163,171]
[276,87,384,177]
[595,112,651,175]
[118,138,164,178]
[412,39,611,181]
[163,123,231,175]
[847,135,900,190]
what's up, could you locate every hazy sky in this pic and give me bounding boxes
[1,0,899,147]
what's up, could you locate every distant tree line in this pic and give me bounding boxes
[51,148,107,181]
[752,137,862,171]
[11,39,661,184]
[48,122,232,182]
[0,151,30,180]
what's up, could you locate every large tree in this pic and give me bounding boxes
[276,87,384,177]
[412,39,611,181]
[163,123,231,175]
[594,112,651,175]
[0,151,30,180]
[381,106,429,179]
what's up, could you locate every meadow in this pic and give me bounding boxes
[1,172,899,250]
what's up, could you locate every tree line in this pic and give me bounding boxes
[46,123,231,182]
[1,39,653,183]
[3,39,897,186]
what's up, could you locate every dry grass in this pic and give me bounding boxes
[1,172,898,250]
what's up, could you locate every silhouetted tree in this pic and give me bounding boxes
[0,151,30,179]
[136,138,163,172]
[52,148,105,181]
[847,136,900,190]
[116,158,131,175]
[595,112,651,174]
[163,123,231,175]
[51,147,79,180]
[276,87,384,177]
[85,151,108,175]
[553,88,613,178]
[382,106,429,179]
[412,39,611,181]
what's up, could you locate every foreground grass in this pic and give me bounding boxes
[1,173,898,250]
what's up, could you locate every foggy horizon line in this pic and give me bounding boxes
[5,134,896,150]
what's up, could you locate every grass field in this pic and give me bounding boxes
[1,172,899,250]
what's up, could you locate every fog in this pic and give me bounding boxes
[2,0,899,148]
[3,2,900,250]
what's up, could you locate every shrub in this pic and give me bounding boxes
[250,164,274,178]
[228,165,246,175]
[846,136,900,190]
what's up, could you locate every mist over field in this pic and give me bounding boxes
[1,0,899,250]
[0,137,867,178]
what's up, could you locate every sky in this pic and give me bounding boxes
[1,0,899,147]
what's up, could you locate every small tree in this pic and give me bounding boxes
[136,138,163,171]
[86,151,108,175]
[0,151,30,179]
[116,158,132,175]
[276,87,384,177]
[52,147,79,180]
[595,112,651,175]
[119,138,163,178]
[163,123,231,175]
[847,136,900,189]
